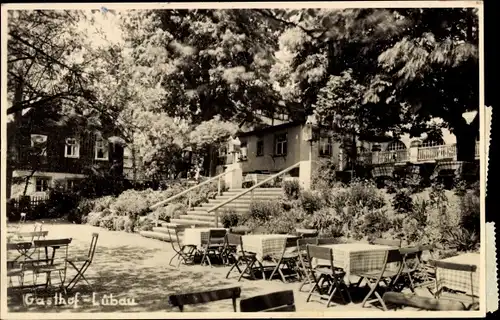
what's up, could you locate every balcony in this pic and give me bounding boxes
[355,141,480,167]
[417,144,457,162]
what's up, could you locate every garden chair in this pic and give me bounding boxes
[167,225,197,267]
[200,229,227,267]
[417,244,438,289]
[168,286,241,312]
[358,248,404,310]
[225,233,265,281]
[373,238,402,247]
[269,236,301,283]
[65,233,99,292]
[295,228,318,238]
[27,238,73,295]
[240,290,296,312]
[306,245,351,307]
[395,246,424,293]
[7,242,32,288]
[428,260,479,310]
[382,292,467,311]
[316,237,341,245]
[297,238,319,292]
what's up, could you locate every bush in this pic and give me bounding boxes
[411,198,429,226]
[405,175,423,194]
[348,179,386,210]
[69,198,94,224]
[385,180,399,194]
[93,196,116,212]
[220,209,240,228]
[361,209,392,240]
[392,189,414,214]
[283,179,301,200]
[86,211,104,226]
[453,179,468,197]
[137,213,157,231]
[99,214,117,230]
[442,228,480,252]
[249,200,282,221]
[299,190,324,214]
[459,191,480,235]
[303,207,343,238]
[429,182,448,207]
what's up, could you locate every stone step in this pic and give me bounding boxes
[223,190,283,196]
[170,218,213,227]
[140,231,173,242]
[179,214,216,222]
[229,188,282,192]
[152,227,185,236]
[214,195,280,201]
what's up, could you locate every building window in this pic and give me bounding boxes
[95,137,108,160]
[30,134,47,156]
[256,139,264,157]
[35,177,50,192]
[319,137,333,157]
[65,138,80,158]
[275,133,287,156]
[66,179,80,190]
[387,140,406,151]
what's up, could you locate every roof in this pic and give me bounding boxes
[237,121,304,137]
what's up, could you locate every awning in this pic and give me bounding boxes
[371,165,395,178]
[430,161,478,179]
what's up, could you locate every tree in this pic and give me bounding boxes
[269,8,479,162]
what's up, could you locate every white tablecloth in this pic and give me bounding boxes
[241,234,295,262]
[313,243,394,279]
[182,228,227,248]
[437,252,480,296]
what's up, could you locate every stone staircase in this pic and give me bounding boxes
[140,187,283,242]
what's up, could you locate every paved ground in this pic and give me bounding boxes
[6,222,427,314]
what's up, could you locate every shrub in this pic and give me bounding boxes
[360,209,392,240]
[311,158,337,190]
[249,200,282,221]
[69,198,94,224]
[303,207,343,238]
[220,209,240,228]
[299,190,324,214]
[442,228,480,252]
[412,198,429,226]
[283,179,301,200]
[137,213,156,231]
[93,196,116,212]
[385,179,399,194]
[392,189,414,214]
[86,211,104,226]
[266,208,305,234]
[99,214,117,230]
[348,179,386,210]
[429,182,448,207]
[453,179,468,197]
[405,175,423,194]
[459,191,480,235]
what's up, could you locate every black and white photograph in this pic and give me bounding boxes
[1,1,491,317]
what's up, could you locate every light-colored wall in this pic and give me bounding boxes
[12,170,85,197]
[238,125,304,174]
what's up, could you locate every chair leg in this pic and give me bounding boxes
[361,280,378,308]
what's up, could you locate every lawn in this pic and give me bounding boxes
[6,221,427,314]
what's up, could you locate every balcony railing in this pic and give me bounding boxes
[417,144,457,162]
[374,150,409,164]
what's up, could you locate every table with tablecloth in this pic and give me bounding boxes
[182,228,227,248]
[436,252,480,297]
[241,234,296,262]
[312,243,395,280]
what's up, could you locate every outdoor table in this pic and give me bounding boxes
[7,237,62,266]
[241,234,296,262]
[436,252,480,297]
[313,242,395,281]
[183,227,227,248]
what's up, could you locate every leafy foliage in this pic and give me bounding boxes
[392,189,414,214]
[282,179,301,200]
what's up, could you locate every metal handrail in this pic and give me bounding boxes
[149,169,235,210]
[207,162,300,226]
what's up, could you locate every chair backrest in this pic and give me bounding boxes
[429,260,477,272]
[297,238,317,251]
[34,238,72,265]
[399,246,423,272]
[382,292,466,311]
[316,237,339,245]
[168,286,241,312]
[240,290,295,312]
[7,241,32,251]
[296,228,318,238]
[226,233,242,246]
[87,233,99,262]
[306,245,334,269]
[208,229,227,245]
[17,231,48,238]
[285,236,300,248]
[166,225,183,249]
[374,238,402,247]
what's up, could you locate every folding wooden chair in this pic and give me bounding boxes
[297,238,318,292]
[200,229,227,267]
[225,233,265,281]
[168,286,241,312]
[429,260,479,310]
[240,290,296,312]
[167,225,197,267]
[269,236,300,283]
[418,244,437,289]
[382,291,467,311]
[358,248,403,310]
[65,233,99,291]
[306,245,351,307]
[7,242,32,288]
[27,238,73,295]
[373,238,402,247]
[395,246,424,293]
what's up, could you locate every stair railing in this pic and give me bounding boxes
[150,169,235,227]
[207,162,300,227]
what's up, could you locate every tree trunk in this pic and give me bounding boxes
[453,112,479,162]
[6,82,25,199]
